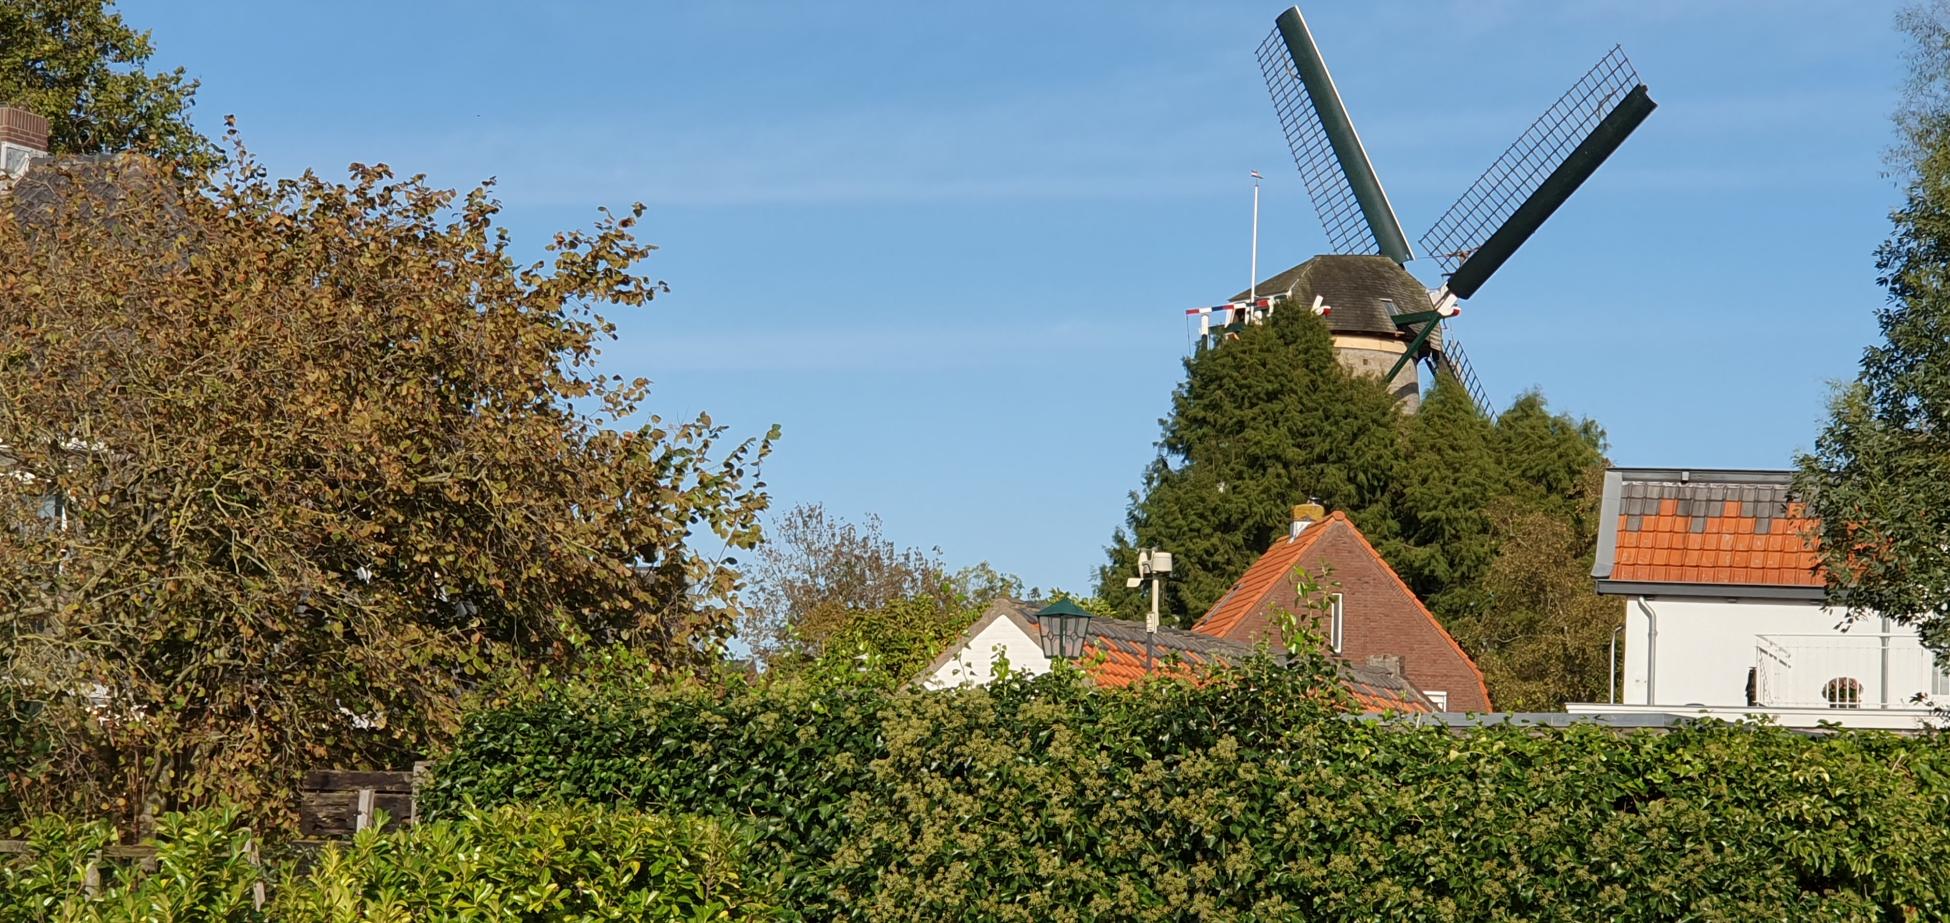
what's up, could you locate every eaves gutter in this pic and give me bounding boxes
[1593,579,1826,602]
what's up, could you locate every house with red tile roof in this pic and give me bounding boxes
[1576,467,1946,730]
[1189,503,1491,713]
[919,597,1433,713]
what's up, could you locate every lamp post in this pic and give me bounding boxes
[1035,599,1095,661]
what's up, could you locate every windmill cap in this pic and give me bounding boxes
[1233,255,1431,341]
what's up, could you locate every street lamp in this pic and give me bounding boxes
[1035,599,1095,660]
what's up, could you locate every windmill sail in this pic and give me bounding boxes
[1259,6,1414,264]
[1420,46,1655,301]
[1433,326,1492,418]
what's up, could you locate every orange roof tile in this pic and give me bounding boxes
[1605,473,1823,589]
[1189,514,1334,639]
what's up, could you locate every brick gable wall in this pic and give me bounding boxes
[1211,522,1492,712]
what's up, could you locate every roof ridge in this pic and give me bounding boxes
[1189,518,1334,638]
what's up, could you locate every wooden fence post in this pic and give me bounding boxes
[355,787,376,832]
[411,761,428,826]
[244,833,267,911]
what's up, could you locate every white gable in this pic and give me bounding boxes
[922,608,1050,690]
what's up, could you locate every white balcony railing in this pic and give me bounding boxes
[1753,633,1950,710]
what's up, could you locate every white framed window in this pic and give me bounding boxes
[1426,690,1449,711]
[1933,664,1950,698]
[1329,593,1345,653]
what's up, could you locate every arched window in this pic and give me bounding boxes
[1822,676,1863,709]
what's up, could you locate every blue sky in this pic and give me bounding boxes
[131,1,1908,596]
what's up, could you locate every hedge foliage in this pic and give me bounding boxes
[0,804,777,921]
[427,662,1950,921]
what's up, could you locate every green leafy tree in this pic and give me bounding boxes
[744,503,1020,671]
[1799,3,1950,656]
[746,503,1025,683]
[1098,306,1403,624]
[1457,473,1618,711]
[807,595,980,688]
[745,503,949,665]
[0,0,211,165]
[0,138,774,832]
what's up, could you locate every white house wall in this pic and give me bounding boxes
[923,615,1050,690]
[1623,596,1927,708]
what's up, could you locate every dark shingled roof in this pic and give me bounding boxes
[971,598,1432,711]
[1231,254,1434,340]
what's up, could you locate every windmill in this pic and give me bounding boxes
[1198,5,1656,413]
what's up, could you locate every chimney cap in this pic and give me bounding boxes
[0,106,50,154]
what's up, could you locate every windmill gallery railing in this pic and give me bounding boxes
[1753,633,1950,710]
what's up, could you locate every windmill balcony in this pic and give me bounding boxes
[1752,633,1949,710]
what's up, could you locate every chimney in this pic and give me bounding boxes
[1289,498,1326,538]
[0,106,49,182]
[1365,653,1403,679]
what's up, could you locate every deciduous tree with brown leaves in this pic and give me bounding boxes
[0,134,775,831]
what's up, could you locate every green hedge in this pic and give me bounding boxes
[427,662,1950,921]
[0,804,778,921]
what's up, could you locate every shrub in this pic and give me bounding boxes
[429,662,1950,921]
[1,807,264,922]
[0,804,778,922]
[276,803,776,921]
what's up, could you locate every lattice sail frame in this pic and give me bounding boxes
[1434,325,1492,417]
[1257,28,1378,258]
[1419,46,1642,273]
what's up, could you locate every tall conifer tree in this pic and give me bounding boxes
[1098,305,1401,623]
[1385,373,1502,617]
[1494,391,1607,522]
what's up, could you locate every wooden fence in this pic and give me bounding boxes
[0,765,423,907]
[297,767,421,838]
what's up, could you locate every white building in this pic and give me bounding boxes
[1573,468,1947,731]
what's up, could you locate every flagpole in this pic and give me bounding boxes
[1249,170,1262,304]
